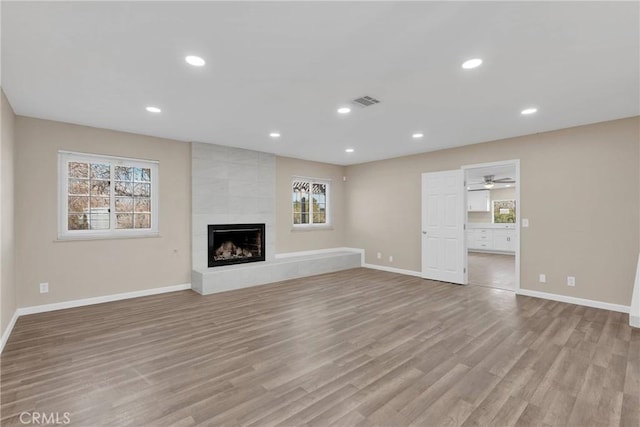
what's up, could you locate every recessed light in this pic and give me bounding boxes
[462,58,483,69]
[521,107,538,115]
[345,148,354,153]
[412,133,424,139]
[337,107,351,114]
[185,55,205,67]
[145,106,161,113]
[269,132,281,138]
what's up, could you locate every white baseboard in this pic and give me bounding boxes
[517,289,630,314]
[1,283,191,354]
[0,310,20,354]
[631,253,640,328]
[17,283,192,316]
[363,263,422,278]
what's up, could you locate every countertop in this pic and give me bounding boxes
[466,223,516,230]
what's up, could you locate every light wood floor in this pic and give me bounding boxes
[1,268,638,426]
[468,252,516,291]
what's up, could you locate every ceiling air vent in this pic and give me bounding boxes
[352,95,381,108]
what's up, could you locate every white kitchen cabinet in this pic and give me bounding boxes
[467,190,490,212]
[493,229,516,252]
[467,227,515,253]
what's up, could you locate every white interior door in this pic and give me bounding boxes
[421,170,465,284]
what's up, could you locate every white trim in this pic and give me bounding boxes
[291,176,332,228]
[461,159,521,171]
[630,253,640,328]
[363,263,422,278]
[491,198,516,225]
[291,175,334,183]
[462,159,521,292]
[58,151,159,240]
[517,289,630,314]
[17,283,191,316]
[58,150,159,164]
[0,310,20,354]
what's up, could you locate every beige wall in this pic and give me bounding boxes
[275,156,346,253]
[1,90,17,337]
[346,117,640,306]
[468,187,517,223]
[15,117,191,307]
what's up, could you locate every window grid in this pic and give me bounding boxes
[292,178,330,227]
[59,152,158,239]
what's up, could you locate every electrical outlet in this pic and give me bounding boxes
[39,282,49,293]
[567,276,575,287]
[389,255,393,263]
[539,274,546,283]
[377,252,382,259]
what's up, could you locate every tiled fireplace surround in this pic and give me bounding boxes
[191,143,361,294]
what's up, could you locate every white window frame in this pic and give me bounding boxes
[291,176,331,229]
[491,198,516,224]
[58,151,159,240]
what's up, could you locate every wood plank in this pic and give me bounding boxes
[1,268,636,427]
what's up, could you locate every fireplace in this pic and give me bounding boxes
[208,224,265,267]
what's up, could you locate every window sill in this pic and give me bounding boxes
[291,226,334,232]
[55,232,161,242]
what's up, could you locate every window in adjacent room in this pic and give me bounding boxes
[58,151,159,239]
[292,178,330,227]
[493,199,516,223]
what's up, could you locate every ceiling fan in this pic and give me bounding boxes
[481,175,515,189]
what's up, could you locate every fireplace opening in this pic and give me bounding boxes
[208,224,265,267]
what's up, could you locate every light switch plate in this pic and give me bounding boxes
[522,218,529,227]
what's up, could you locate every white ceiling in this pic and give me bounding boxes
[466,163,516,190]
[2,1,638,166]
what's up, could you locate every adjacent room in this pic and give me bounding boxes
[465,162,518,292]
[1,2,639,426]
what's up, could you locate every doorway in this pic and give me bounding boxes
[463,160,520,292]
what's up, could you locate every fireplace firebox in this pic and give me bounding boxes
[208,224,265,267]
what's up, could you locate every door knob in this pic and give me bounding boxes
[422,231,427,235]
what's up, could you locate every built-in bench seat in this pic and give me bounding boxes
[191,249,363,295]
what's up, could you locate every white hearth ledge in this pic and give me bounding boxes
[192,248,363,295]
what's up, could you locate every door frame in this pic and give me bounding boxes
[461,159,521,292]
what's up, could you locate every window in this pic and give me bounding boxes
[292,177,330,227]
[493,199,516,223]
[59,151,158,239]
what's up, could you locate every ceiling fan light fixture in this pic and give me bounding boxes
[484,183,494,189]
